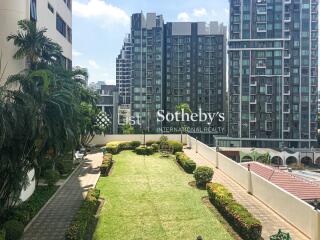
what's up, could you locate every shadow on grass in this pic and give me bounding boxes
[188,181,206,191]
[86,197,105,240]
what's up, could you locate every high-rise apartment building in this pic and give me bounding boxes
[131,13,164,132]
[128,12,227,133]
[116,34,133,105]
[224,0,318,148]
[164,22,227,127]
[0,0,72,85]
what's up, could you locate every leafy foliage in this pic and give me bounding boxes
[65,188,100,240]
[100,154,113,176]
[270,230,292,240]
[3,220,24,240]
[175,152,196,173]
[207,183,262,240]
[0,20,107,211]
[193,166,214,187]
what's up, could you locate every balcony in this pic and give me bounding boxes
[284,0,291,4]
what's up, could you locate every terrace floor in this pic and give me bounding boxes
[184,148,309,240]
[22,153,103,240]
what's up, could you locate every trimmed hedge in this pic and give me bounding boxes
[175,152,196,173]
[3,220,24,240]
[167,140,183,153]
[65,188,100,240]
[207,183,262,240]
[194,166,214,187]
[100,153,113,176]
[135,146,154,155]
[105,141,141,154]
[146,140,159,146]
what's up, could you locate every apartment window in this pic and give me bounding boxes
[56,14,66,37]
[67,26,72,43]
[48,3,54,13]
[30,0,37,21]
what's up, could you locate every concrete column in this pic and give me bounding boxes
[312,210,320,240]
[247,164,253,194]
[215,151,219,169]
[196,138,198,153]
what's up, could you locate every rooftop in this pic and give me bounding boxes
[241,162,320,202]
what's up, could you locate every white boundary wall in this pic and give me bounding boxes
[91,134,187,146]
[187,135,320,240]
[19,169,36,202]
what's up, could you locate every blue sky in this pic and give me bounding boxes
[72,0,230,84]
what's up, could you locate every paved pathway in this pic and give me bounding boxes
[22,152,103,240]
[184,148,309,240]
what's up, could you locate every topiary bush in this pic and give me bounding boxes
[130,141,141,148]
[207,183,262,240]
[100,153,113,176]
[3,220,24,240]
[135,146,154,155]
[194,166,214,187]
[65,188,100,240]
[44,169,60,187]
[167,140,183,153]
[175,152,196,173]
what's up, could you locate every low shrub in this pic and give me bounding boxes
[0,229,5,240]
[3,220,24,240]
[194,167,214,187]
[167,140,183,153]
[176,152,196,173]
[65,188,100,240]
[100,153,113,176]
[146,140,159,146]
[56,153,74,175]
[270,229,292,240]
[207,183,262,240]
[135,146,154,155]
[151,143,159,152]
[105,141,141,154]
[44,170,60,187]
[130,141,141,148]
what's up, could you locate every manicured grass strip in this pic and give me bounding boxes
[93,151,234,240]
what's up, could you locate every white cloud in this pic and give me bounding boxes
[177,12,190,22]
[72,49,83,57]
[73,0,130,27]
[224,8,230,15]
[193,8,207,17]
[88,60,100,69]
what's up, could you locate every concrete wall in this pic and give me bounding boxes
[187,135,319,240]
[91,134,188,146]
[19,169,36,202]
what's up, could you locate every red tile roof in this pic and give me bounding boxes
[242,162,320,201]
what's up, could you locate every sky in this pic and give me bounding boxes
[72,0,230,84]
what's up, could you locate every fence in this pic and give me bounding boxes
[187,135,320,240]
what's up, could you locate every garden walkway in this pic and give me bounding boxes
[184,148,309,240]
[22,152,103,240]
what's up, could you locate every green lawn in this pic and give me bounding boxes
[93,150,233,240]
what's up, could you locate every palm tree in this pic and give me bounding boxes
[7,20,62,69]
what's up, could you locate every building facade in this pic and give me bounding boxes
[131,13,164,132]
[225,0,318,148]
[116,34,133,105]
[164,22,227,132]
[97,85,119,134]
[0,0,72,85]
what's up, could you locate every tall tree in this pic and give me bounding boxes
[7,20,62,69]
